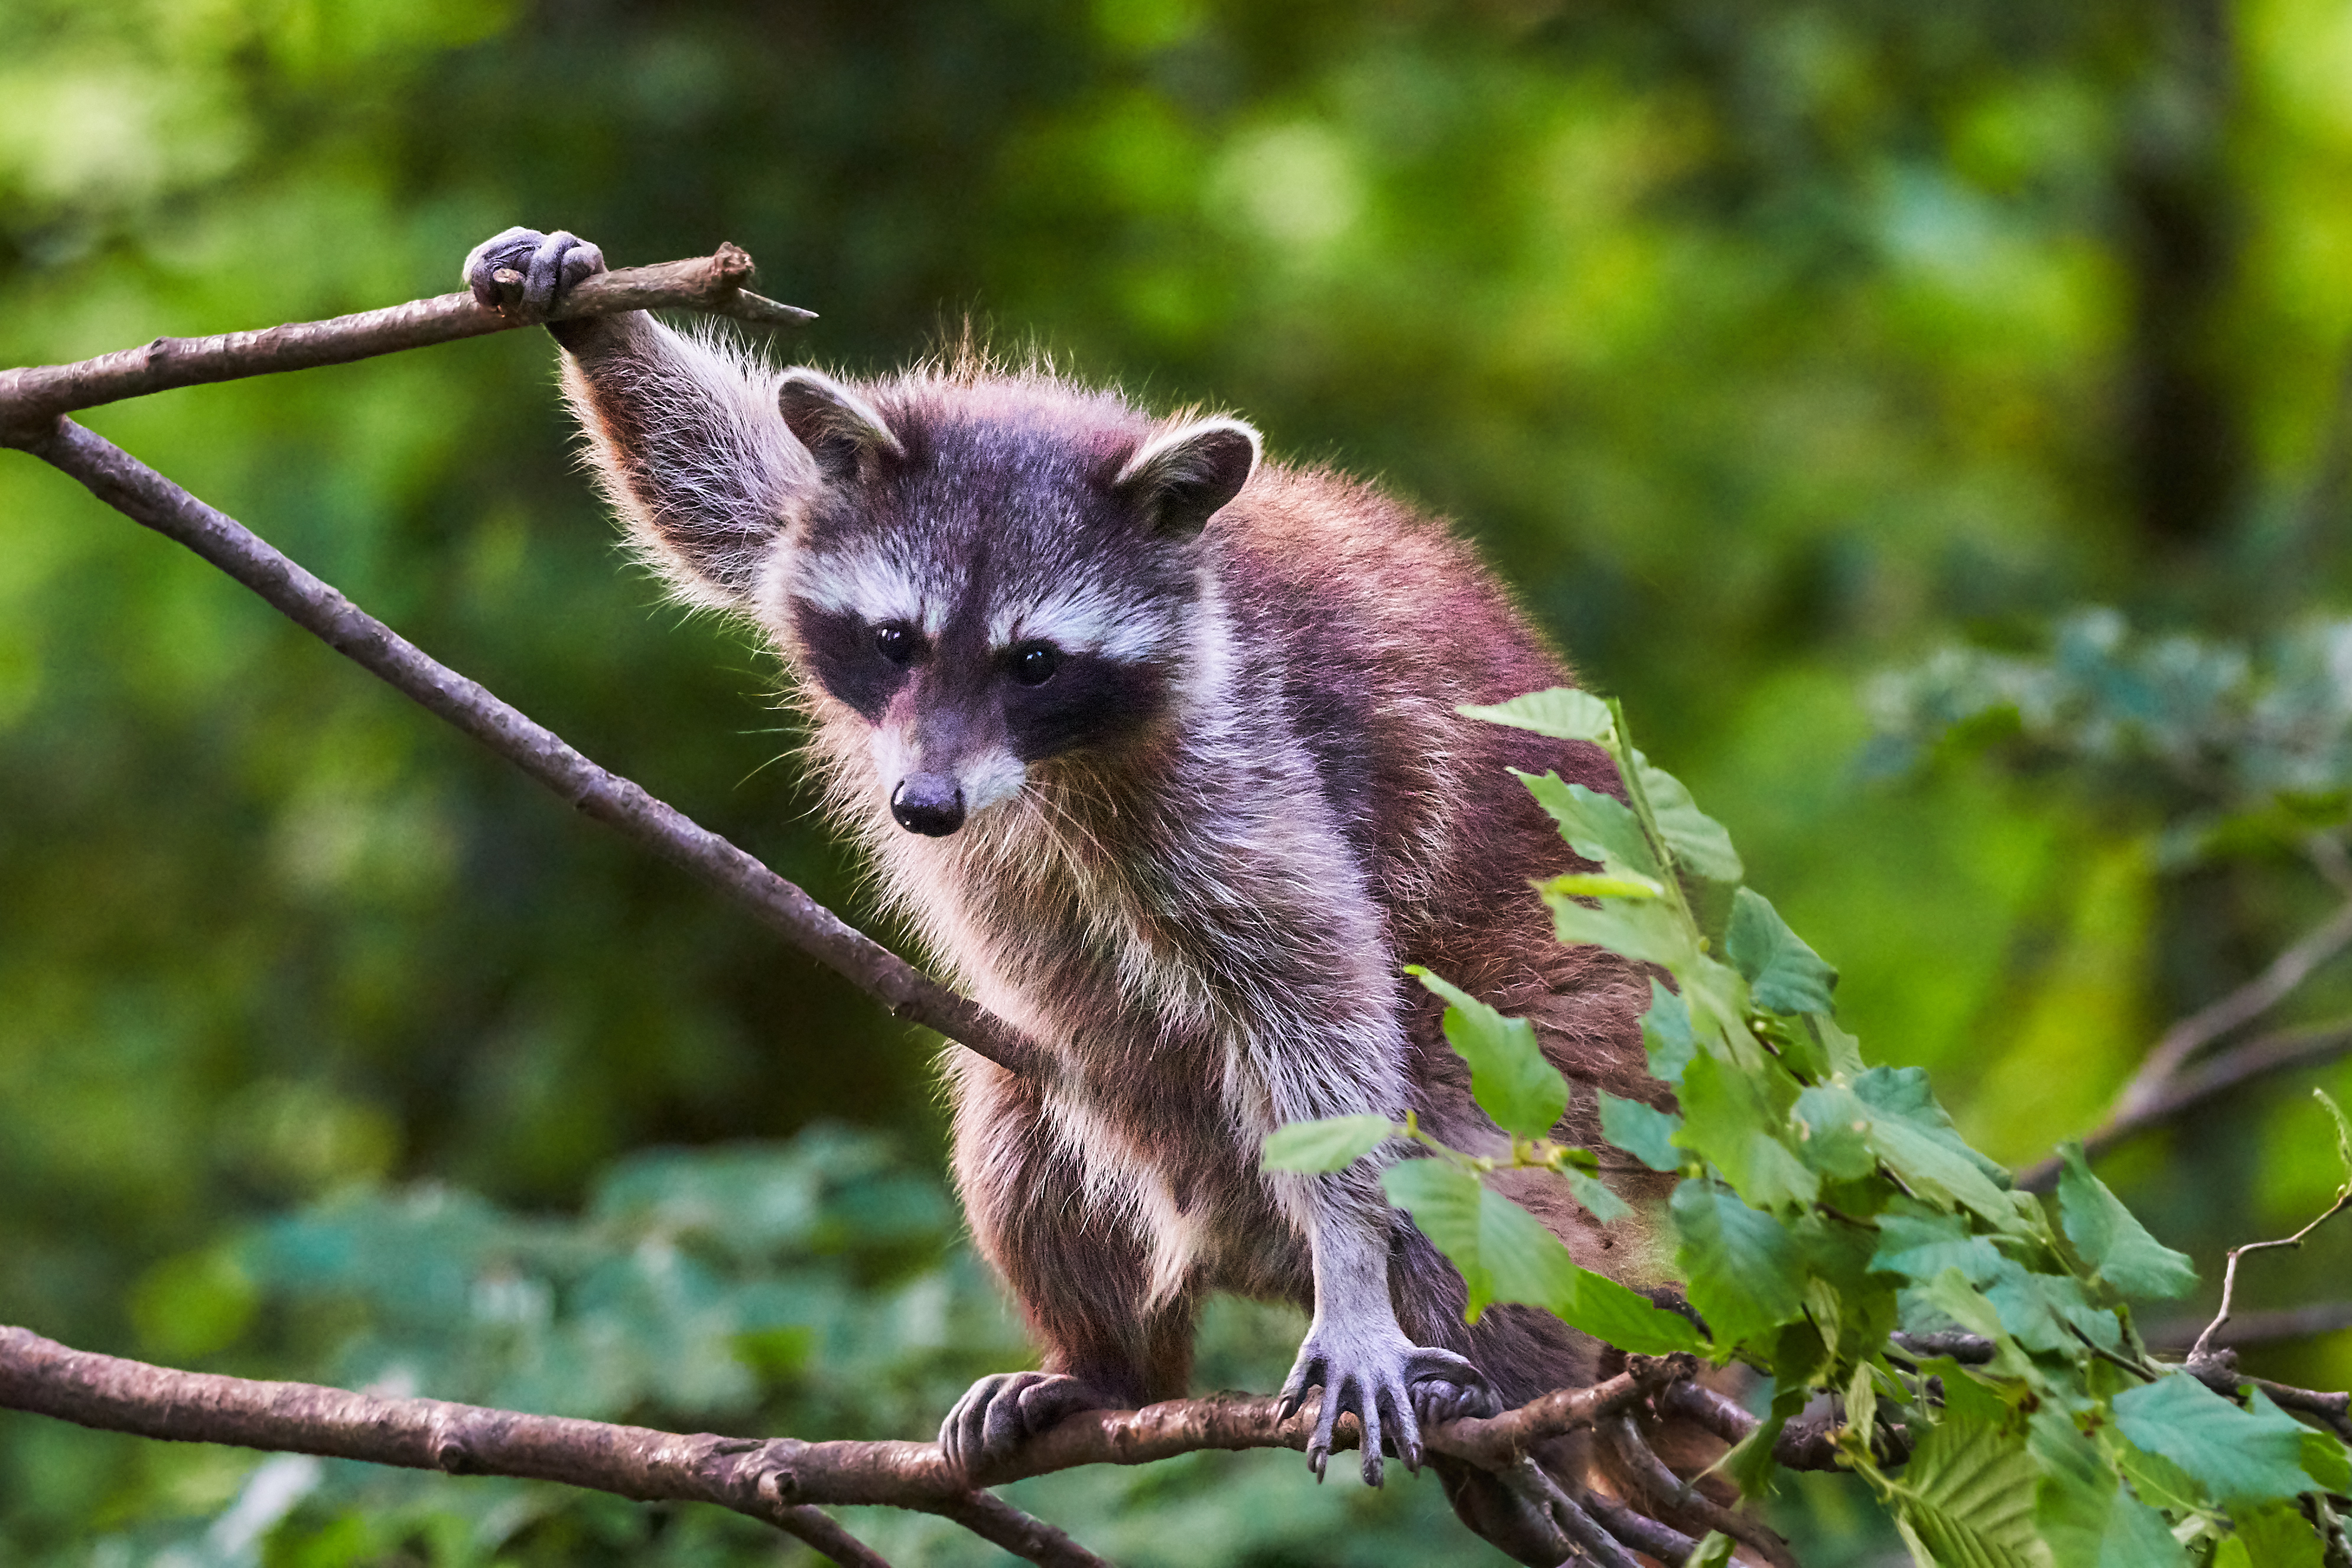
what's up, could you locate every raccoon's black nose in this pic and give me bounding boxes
[891,773,966,835]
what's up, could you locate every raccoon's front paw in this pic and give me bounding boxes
[939,1370,1109,1479]
[1277,1328,1491,1486]
[461,225,606,318]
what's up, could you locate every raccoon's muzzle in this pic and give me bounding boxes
[890,772,967,835]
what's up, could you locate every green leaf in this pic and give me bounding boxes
[1409,968,1567,1138]
[1725,887,1837,1016]
[1891,1411,2045,1568]
[2228,1501,2328,1567]
[1459,687,1615,741]
[2301,1428,2352,1495]
[1671,1179,1804,1347]
[1545,887,1697,970]
[2030,1406,2191,1568]
[1517,772,1663,880]
[1790,1083,1878,1180]
[1381,1160,1703,1353]
[1260,1114,1398,1173]
[1676,1052,1821,1209]
[2112,1376,2317,1507]
[1598,1091,1683,1173]
[1641,979,1697,1085]
[1852,1067,2018,1227]
[1985,1258,2121,1355]
[1632,753,1745,887]
[1870,1212,2003,1286]
[2055,1143,2197,1299]
[1685,1533,1736,1568]
[1558,1164,1634,1224]
[1544,870,1666,899]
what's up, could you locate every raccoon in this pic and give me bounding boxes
[467,227,1692,1557]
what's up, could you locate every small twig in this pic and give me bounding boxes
[930,1494,1112,1568]
[8,418,1044,1084]
[2113,894,2352,1120]
[0,246,811,437]
[2019,1016,2352,1192]
[2190,1189,2352,1364]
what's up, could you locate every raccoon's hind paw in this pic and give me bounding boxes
[1409,1364,1504,1428]
[939,1370,1107,1479]
[461,226,606,318]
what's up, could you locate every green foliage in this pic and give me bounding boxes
[1407,967,1567,1138]
[1261,1114,1398,1173]
[1278,690,2352,1562]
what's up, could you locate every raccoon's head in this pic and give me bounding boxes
[761,369,1259,837]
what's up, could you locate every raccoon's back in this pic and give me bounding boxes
[1209,462,1618,946]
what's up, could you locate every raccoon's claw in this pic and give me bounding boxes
[462,225,606,318]
[1278,1335,1492,1487]
[939,1370,1105,1479]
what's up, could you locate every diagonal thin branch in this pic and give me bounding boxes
[2018,1016,2352,1192]
[5,416,1043,1083]
[0,245,811,435]
[2114,893,2352,1120]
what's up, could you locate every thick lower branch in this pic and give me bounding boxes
[0,1325,1655,1544]
[0,246,811,434]
[11,417,1042,1083]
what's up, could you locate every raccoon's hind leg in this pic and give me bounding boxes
[941,1060,1197,1477]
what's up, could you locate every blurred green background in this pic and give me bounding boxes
[7,0,2352,1562]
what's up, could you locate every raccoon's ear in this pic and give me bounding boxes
[778,369,906,483]
[1114,417,1260,539]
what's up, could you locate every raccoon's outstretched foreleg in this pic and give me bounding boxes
[461,227,803,611]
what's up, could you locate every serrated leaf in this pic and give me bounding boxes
[1410,968,1566,1138]
[1260,1114,1398,1173]
[1558,1164,1634,1223]
[1791,1084,1878,1180]
[2055,1144,2197,1299]
[1381,1160,1702,1352]
[2112,1376,2317,1507]
[1870,1212,2003,1285]
[1632,754,1745,887]
[1671,1178,1804,1348]
[1599,1091,1683,1173]
[1852,1067,2018,1227]
[1676,1051,1821,1209]
[1544,870,1666,899]
[2029,1406,2190,1568]
[1892,1411,2046,1568]
[1985,1258,2121,1355]
[1517,772,1662,879]
[1460,687,1615,741]
[1641,979,1697,1085]
[1725,887,1838,1016]
[1545,889,1696,970]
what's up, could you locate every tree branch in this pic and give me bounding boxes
[2114,894,2352,1118]
[0,1325,1703,1564]
[0,245,811,437]
[2018,1015,2352,1193]
[3,415,1044,1084]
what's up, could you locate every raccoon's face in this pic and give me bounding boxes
[771,370,1259,837]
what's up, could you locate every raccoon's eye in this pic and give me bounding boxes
[874,623,919,666]
[1010,642,1060,687]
